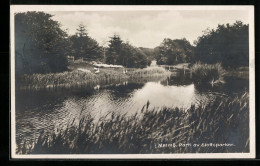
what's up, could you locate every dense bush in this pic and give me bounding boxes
[156,38,194,65]
[191,63,226,84]
[15,12,69,74]
[105,35,150,68]
[194,21,249,68]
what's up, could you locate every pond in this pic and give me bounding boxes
[15,73,248,145]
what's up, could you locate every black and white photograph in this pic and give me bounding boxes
[10,5,255,159]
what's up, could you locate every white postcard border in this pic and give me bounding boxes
[10,5,255,159]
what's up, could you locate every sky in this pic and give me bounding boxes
[49,10,249,48]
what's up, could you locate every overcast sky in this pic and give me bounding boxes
[49,10,249,48]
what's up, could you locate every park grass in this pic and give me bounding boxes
[191,62,226,84]
[17,91,249,154]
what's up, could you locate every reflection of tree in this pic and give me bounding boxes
[160,73,193,86]
[129,76,168,84]
[107,83,145,99]
[16,90,67,112]
[194,77,248,96]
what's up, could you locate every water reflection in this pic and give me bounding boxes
[133,82,196,109]
[194,77,249,96]
[16,74,248,144]
[161,73,193,86]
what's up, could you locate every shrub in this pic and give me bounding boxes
[191,62,226,84]
[194,21,249,68]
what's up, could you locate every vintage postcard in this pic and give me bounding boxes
[10,5,255,159]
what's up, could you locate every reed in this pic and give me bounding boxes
[191,62,226,84]
[17,69,128,90]
[17,91,249,154]
[16,67,171,90]
[128,66,171,78]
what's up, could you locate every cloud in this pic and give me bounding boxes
[49,10,249,48]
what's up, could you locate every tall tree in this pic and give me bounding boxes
[105,34,149,68]
[123,43,149,68]
[69,24,102,61]
[15,11,69,74]
[105,34,123,65]
[139,47,154,66]
[194,21,249,68]
[156,38,194,65]
[76,24,88,37]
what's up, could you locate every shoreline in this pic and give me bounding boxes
[15,63,249,91]
[16,66,171,90]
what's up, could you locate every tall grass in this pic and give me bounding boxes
[191,62,226,84]
[17,67,171,90]
[17,92,249,154]
[128,66,171,78]
[17,70,128,90]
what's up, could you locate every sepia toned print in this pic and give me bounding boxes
[10,5,255,159]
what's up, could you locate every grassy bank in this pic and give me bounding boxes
[17,70,128,90]
[16,65,170,90]
[127,66,171,78]
[16,61,248,89]
[191,63,226,84]
[17,91,249,154]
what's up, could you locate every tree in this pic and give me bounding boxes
[133,48,149,68]
[125,44,148,68]
[105,34,124,65]
[69,24,102,61]
[76,24,88,37]
[105,34,149,68]
[156,38,194,65]
[194,21,249,68]
[139,47,154,66]
[15,11,69,74]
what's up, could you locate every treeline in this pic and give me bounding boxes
[15,12,103,75]
[154,20,249,69]
[105,35,150,68]
[15,11,249,75]
[155,38,194,65]
[15,12,70,74]
[193,21,249,68]
[15,12,151,75]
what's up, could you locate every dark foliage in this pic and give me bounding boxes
[156,38,194,65]
[105,34,150,68]
[15,12,69,74]
[69,24,103,61]
[191,63,226,84]
[194,21,249,68]
[139,47,155,66]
